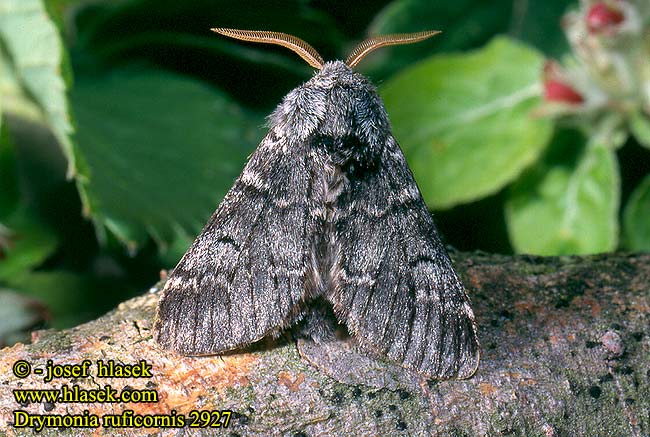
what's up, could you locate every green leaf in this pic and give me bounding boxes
[0,33,42,123]
[368,0,512,78]
[622,173,650,251]
[67,0,342,109]
[506,135,620,255]
[381,36,552,209]
[367,0,572,78]
[629,111,650,149]
[507,0,573,58]
[0,127,18,214]
[0,129,58,279]
[0,211,58,280]
[70,67,260,250]
[0,0,75,175]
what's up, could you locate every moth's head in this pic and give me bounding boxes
[211,28,440,71]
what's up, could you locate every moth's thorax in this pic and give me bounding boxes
[269,61,391,166]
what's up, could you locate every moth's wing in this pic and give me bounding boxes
[329,136,480,379]
[154,131,314,355]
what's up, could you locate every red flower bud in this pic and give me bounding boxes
[542,61,584,105]
[586,2,625,34]
[544,80,584,104]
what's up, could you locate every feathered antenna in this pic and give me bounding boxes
[212,28,324,69]
[345,31,440,68]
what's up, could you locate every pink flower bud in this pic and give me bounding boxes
[586,2,625,34]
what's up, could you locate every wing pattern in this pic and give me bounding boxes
[328,136,480,379]
[154,130,317,355]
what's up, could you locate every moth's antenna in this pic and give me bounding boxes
[212,28,324,69]
[346,31,441,68]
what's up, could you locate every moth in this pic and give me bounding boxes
[154,28,480,380]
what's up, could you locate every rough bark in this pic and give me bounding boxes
[0,252,648,436]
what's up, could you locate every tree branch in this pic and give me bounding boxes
[1,252,648,436]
